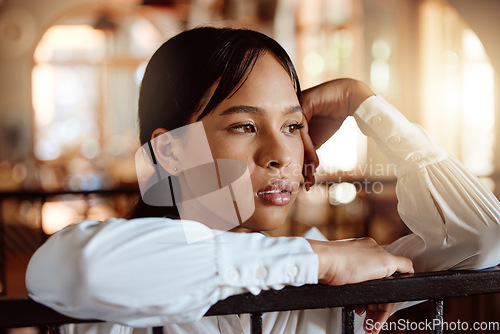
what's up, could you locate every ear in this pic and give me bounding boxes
[151,128,180,175]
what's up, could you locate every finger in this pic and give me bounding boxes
[300,122,320,168]
[300,123,319,191]
[395,256,414,274]
[302,165,315,191]
[364,303,394,334]
[354,305,366,316]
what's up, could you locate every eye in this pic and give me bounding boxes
[229,123,257,134]
[283,122,305,134]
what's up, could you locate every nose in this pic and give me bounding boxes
[256,132,293,169]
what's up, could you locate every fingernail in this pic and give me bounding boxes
[355,305,366,315]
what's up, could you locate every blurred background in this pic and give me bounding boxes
[0,0,499,331]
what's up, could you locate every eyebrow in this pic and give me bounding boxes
[219,105,303,116]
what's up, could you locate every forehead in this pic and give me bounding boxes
[192,53,299,123]
[218,53,299,109]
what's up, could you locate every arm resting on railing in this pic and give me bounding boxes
[3,269,500,330]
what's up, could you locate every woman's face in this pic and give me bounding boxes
[197,53,305,232]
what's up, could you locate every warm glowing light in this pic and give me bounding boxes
[370,60,390,93]
[32,65,55,127]
[443,50,459,70]
[135,61,148,86]
[303,52,325,75]
[34,25,105,63]
[420,4,495,177]
[461,30,495,176]
[41,200,86,235]
[34,140,62,161]
[332,29,355,57]
[329,182,357,205]
[130,20,162,57]
[463,29,486,60]
[371,39,391,61]
[81,138,100,159]
[324,0,352,25]
[370,39,391,93]
[462,62,494,126]
[317,117,365,173]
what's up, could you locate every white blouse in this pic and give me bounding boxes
[26,96,500,334]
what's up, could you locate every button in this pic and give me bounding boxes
[389,135,401,145]
[226,268,240,282]
[256,266,268,280]
[286,265,299,278]
[409,153,423,162]
[370,116,383,126]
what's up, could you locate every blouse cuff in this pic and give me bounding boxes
[215,232,318,291]
[353,96,448,177]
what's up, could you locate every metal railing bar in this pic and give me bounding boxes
[47,325,61,334]
[341,306,355,334]
[0,269,499,329]
[430,299,444,334]
[205,269,500,316]
[250,312,263,334]
[0,298,102,328]
[0,202,5,297]
[0,188,139,199]
[152,326,163,334]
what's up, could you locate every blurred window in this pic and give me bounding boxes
[291,0,495,178]
[419,0,495,177]
[32,13,162,190]
[294,0,367,174]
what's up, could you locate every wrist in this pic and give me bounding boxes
[306,239,329,282]
[348,80,375,116]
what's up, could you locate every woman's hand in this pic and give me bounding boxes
[301,78,375,149]
[307,237,414,333]
[306,237,413,285]
[356,303,396,334]
[299,79,375,189]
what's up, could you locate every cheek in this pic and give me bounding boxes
[207,135,254,164]
[286,136,305,169]
[293,139,305,164]
[205,130,305,180]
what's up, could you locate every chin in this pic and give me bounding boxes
[239,203,293,232]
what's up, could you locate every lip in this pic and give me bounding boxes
[257,179,293,206]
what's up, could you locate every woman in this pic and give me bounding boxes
[26,27,500,334]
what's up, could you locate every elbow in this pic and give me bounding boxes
[25,242,95,316]
[473,224,500,269]
[454,224,500,270]
[25,250,45,299]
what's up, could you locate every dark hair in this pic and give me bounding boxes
[130,26,301,218]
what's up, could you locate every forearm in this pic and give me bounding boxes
[352,96,500,271]
[26,218,318,326]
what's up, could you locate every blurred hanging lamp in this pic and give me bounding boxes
[141,0,191,24]
[93,12,118,32]
[142,0,178,6]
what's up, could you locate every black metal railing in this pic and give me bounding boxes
[0,188,138,296]
[1,268,499,334]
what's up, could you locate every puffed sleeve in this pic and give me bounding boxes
[25,218,318,327]
[353,96,500,272]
